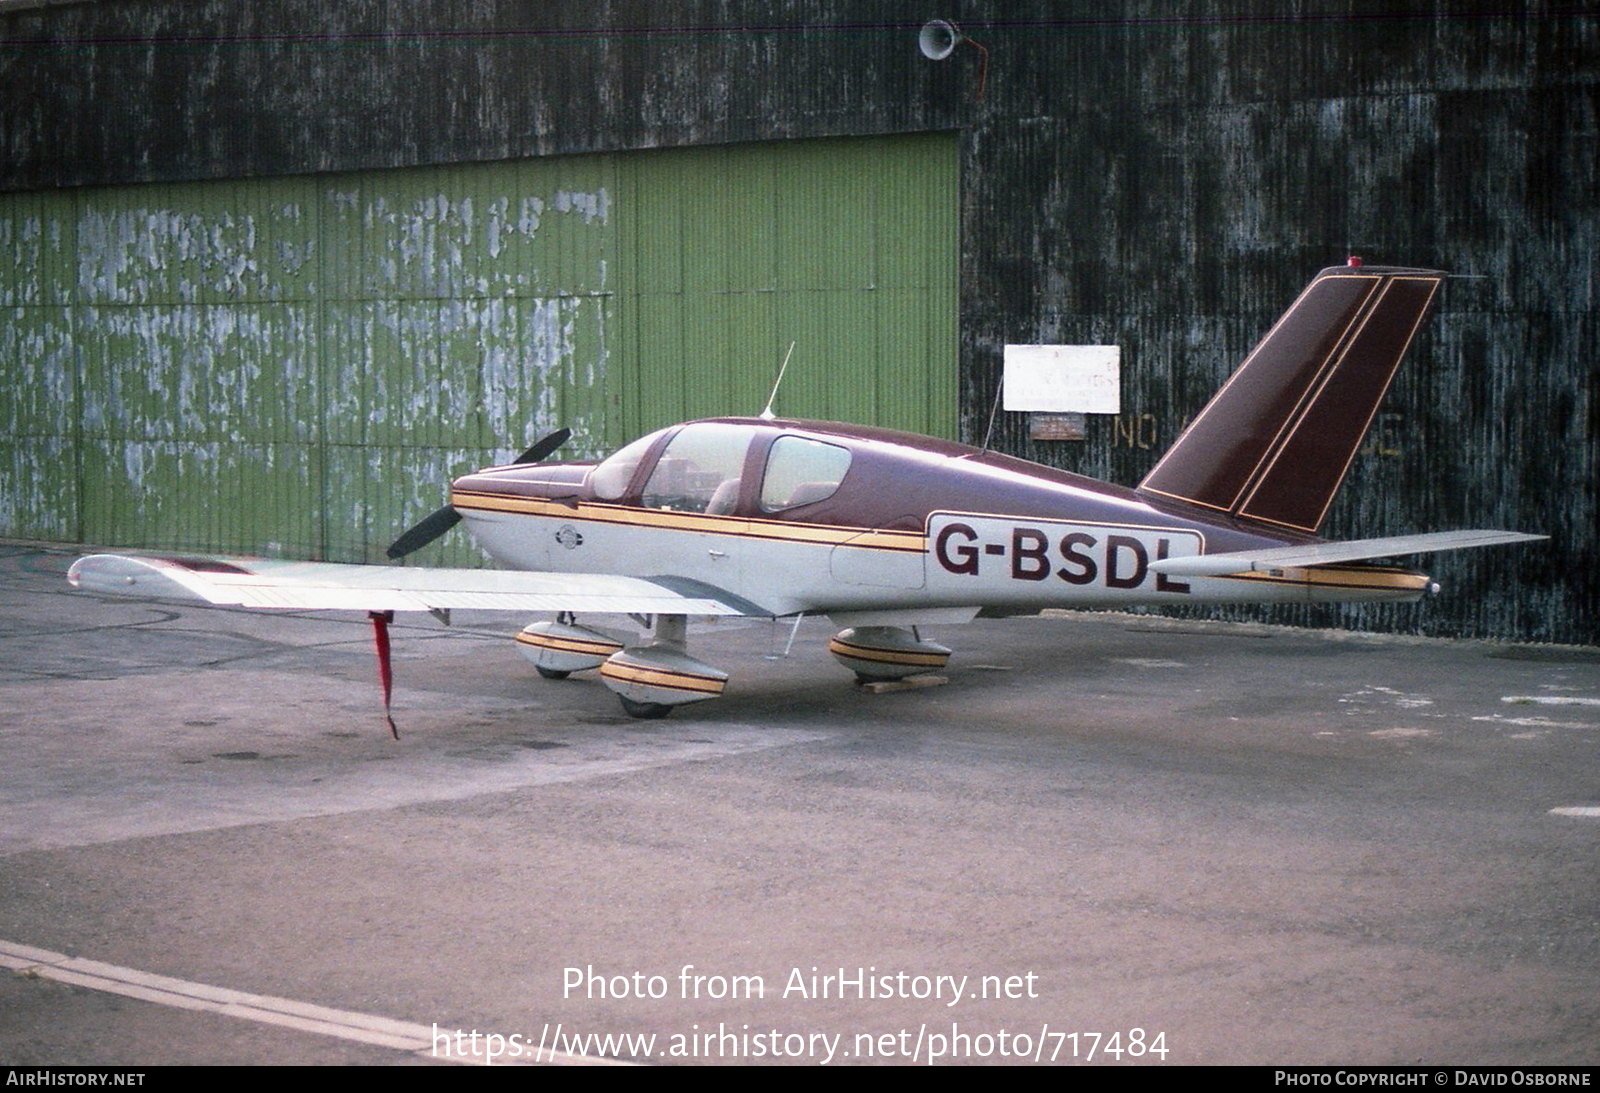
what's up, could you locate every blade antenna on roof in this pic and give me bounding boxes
[978,373,1004,454]
[759,341,797,421]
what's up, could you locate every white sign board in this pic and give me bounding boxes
[1002,345,1121,414]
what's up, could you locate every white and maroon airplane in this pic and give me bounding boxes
[69,262,1543,725]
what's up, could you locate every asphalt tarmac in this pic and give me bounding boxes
[1,541,1596,1066]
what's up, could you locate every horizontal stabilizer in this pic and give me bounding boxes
[1147,530,1547,577]
[67,554,763,617]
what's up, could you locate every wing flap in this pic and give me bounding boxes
[1147,530,1546,577]
[67,554,758,617]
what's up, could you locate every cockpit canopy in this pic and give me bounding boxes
[587,421,853,516]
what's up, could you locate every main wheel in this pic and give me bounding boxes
[535,665,571,680]
[618,695,673,719]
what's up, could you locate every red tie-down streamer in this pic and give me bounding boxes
[368,610,399,739]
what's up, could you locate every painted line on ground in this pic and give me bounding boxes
[1548,806,1600,819]
[1502,696,1600,706]
[0,939,628,1066]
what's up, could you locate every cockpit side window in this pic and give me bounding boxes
[640,423,757,514]
[588,429,669,501]
[759,435,852,512]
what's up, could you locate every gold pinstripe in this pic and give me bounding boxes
[933,510,1208,551]
[452,491,926,552]
[515,632,622,656]
[1216,566,1430,592]
[598,661,727,695]
[826,639,950,666]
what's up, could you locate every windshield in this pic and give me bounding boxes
[588,428,671,501]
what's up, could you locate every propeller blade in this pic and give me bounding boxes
[387,429,568,559]
[513,427,571,465]
[386,504,462,559]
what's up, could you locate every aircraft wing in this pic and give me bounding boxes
[66,554,765,617]
[1147,530,1547,577]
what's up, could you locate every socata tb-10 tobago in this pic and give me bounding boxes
[70,261,1543,726]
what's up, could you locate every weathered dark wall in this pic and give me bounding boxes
[0,1,961,184]
[952,8,1597,645]
[2,1,1594,643]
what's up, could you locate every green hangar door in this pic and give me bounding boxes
[614,135,958,443]
[0,133,957,563]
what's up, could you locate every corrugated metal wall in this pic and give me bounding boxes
[0,133,956,563]
[615,136,957,436]
[3,1,1589,644]
[951,17,1596,645]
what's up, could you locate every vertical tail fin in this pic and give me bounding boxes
[1137,264,1445,535]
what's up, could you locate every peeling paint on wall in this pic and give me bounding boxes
[1,160,620,564]
[0,135,957,570]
